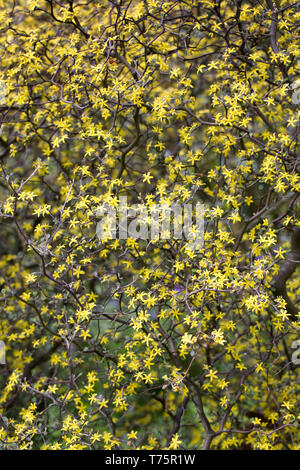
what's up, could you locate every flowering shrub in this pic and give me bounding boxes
[0,0,299,450]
